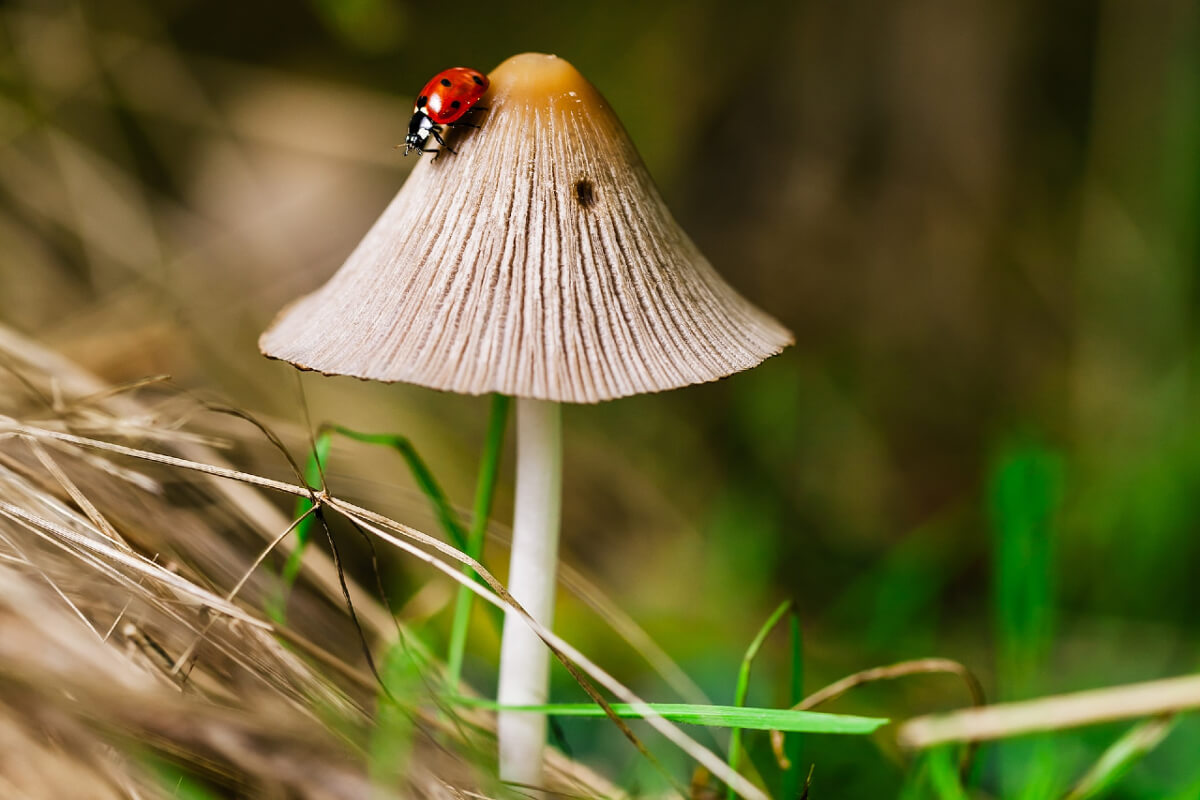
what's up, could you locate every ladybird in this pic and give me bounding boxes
[403,67,489,157]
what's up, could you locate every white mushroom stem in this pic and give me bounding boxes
[497,397,563,786]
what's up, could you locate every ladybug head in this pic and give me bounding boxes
[404,111,435,156]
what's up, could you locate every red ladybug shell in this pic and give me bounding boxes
[416,67,489,125]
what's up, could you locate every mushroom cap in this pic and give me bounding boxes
[260,53,793,403]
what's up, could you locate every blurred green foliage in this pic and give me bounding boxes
[989,442,1062,799]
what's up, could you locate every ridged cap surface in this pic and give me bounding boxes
[260,53,792,403]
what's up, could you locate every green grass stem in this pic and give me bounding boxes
[928,746,970,800]
[1063,716,1177,800]
[781,612,806,798]
[989,442,1063,799]
[728,599,794,799]
[275,423,470,622]
[446,394,510,690]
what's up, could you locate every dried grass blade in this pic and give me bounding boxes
[771,658,983,765]
[898,673,1200,749]
[10,424,308,497]
[0,499,265,628]
[24,436,128,549]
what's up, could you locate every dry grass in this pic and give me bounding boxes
[0,323,640,799]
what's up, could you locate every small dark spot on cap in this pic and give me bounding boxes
[472,74,484,85]
[451,100,462,109]
[440,78,452,87]
[417,95,427,108]
[574,178,595,208]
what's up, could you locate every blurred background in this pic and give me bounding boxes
[2,0,1199,796]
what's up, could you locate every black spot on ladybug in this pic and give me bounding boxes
[574,179,595,208]
[472,75,484,85]
[440,78,452,87]
[417,95,428,108]
[451,100,461,109]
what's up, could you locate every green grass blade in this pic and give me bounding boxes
[268,429,334,623]
[272,424,474,623]
[273,411,511,685]
[146,757,220,800]
[898,754,932,800]
[728,599,793,799]
[323,424,468,550]
[1164,773,1200,800]
[295,428,333,548]
[451,696,887,734]
[368,638,424,784]
[446,394,510,690]
[989,441,1063,800]
[1063,716,1177,800]
[927,745,969,800]
[781,612,806,798]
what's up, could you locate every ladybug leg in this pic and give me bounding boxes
[427,127,457,160]
[430,127,457,152]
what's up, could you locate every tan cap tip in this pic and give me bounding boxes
[489,53,603,109]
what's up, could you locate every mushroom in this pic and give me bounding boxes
[260,53,792,787]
